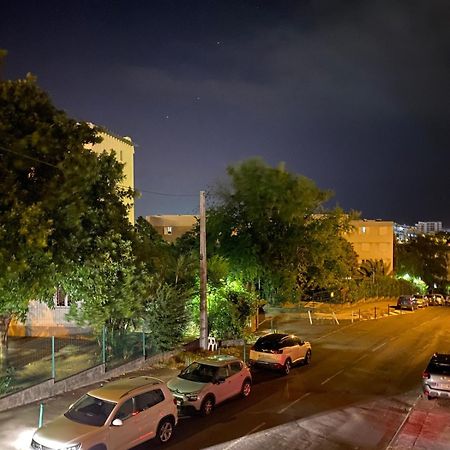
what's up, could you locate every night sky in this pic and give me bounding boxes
[1,0,449,225]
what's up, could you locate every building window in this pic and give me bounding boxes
[361,226,366,234]
[164,226,173,235]
[55,287,70,307]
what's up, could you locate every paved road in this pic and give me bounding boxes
[140,307,450,450]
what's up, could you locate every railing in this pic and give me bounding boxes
[0,330,158,398]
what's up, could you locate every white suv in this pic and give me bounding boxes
[31,376,177,450]
[167,354,252,416]
[249,333,312,375]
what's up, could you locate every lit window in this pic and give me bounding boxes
[361,226,366,234]
[164,226,173,235]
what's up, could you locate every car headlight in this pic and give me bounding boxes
[62,444,81,450]
[186,393,200,401]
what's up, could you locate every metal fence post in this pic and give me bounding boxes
[51,336,55,379]
[102,327,106,365]
[142,331,146,359]
[38,402,44,428]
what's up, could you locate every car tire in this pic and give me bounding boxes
[241,379,252,398]
[156,417,174,444]
[304,350,312,365]
[200,396,215,416]
[283,359,292,375]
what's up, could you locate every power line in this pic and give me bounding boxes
[0,144,201,198]
[137,188,198,198]
[0,144,60,170]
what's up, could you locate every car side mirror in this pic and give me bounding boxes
[112,418,123,427]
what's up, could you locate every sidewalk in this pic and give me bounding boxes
[389,396,450,449]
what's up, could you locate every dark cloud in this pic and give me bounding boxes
[1,0,449,224]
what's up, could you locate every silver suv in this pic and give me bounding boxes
[422,353,450,399]
[31,376,178,450]
[167,354,252,416]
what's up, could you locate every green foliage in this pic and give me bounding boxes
[188,279,255,339]
[396,232,449,292]
[66,236,148,333]
[0,366,15,396]
[144,282,191,352]
[207,158,358,304]
[0,73,138,341]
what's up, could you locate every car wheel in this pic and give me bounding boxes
[156,417,174,444]
[200,396,215,416]
[241,379,252,398]
[283,359,292,375]
[304,350,312,365]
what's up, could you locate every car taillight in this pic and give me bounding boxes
[422,371,430,379]
[173,398,177,405]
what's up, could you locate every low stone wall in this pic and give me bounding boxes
[0,352,174,413]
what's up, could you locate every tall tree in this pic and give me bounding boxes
[207,158,357,303]
[0,68,135,346]
[396,232,449,292]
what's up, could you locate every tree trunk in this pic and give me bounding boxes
[0,314,11,350]
[0,315,12,368]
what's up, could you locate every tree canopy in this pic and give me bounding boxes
[0,70,136,343]
[206,158,357,303]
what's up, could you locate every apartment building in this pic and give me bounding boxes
[344,220,394,273]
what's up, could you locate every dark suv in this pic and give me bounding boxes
[397,295,416,311]
[422,353,450,399]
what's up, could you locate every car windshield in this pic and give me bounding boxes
[179,362,218,383]
[64,394,116,427]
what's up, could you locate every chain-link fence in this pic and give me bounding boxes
[0,329,159,398]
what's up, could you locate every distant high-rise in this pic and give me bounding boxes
[416,221,442,234]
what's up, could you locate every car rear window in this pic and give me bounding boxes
[428,362,450,375]
[253,338,281,351]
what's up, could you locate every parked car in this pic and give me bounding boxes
[413,294,427,308]
[31,376,178,450]
[422,353,450,399]
[397,295,417,311]
[167,354,252,416]
[249,333,312,375]
[433,294,445,306]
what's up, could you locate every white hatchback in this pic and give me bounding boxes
[167,355,252,416]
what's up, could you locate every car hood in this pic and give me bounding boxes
[33,414,100,447]
[167,376,208,394]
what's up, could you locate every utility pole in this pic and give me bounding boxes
[199,191,208,350]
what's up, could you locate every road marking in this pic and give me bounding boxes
[372,341,387,352]
[321,369,344,385]
[355,354,368,363]
[222,422,266,450]
[277,392,311,414]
